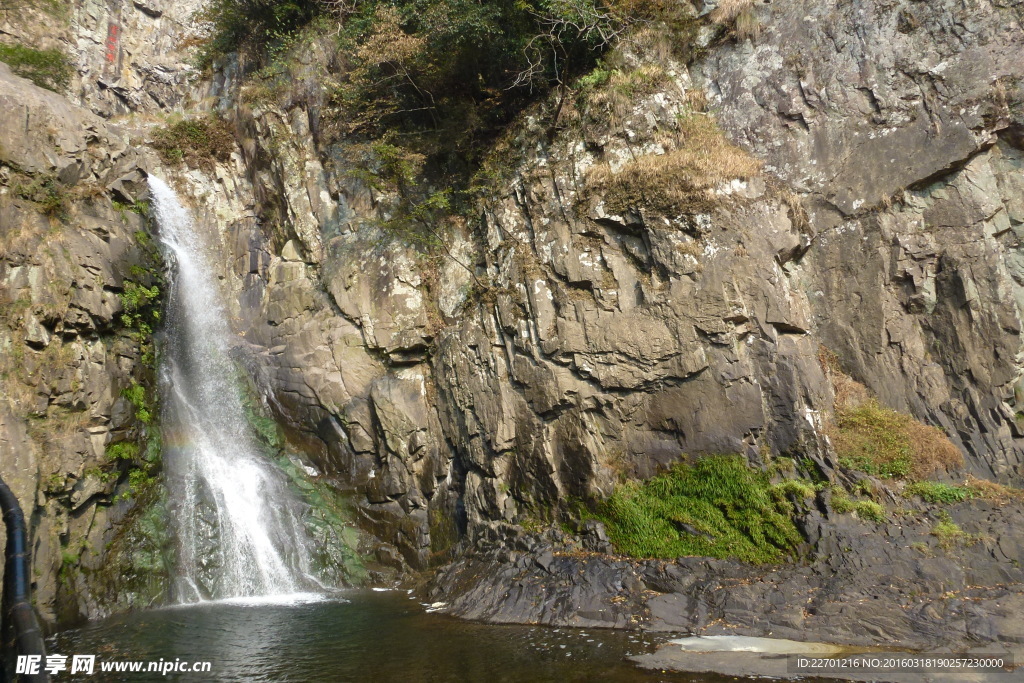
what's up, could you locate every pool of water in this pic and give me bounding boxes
[50,590,743,682]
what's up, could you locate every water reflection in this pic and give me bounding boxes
[52,591,736,682]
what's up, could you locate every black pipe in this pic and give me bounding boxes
[0,475,48,683]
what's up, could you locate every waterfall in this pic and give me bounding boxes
[148,176,323,602]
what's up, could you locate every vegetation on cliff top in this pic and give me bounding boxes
[197,0,692,164]
[588,455,805,564]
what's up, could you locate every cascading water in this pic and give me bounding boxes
[148,176,324,602]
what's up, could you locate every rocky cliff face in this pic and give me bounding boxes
[2,0,1024,652]
[0,0,202,626]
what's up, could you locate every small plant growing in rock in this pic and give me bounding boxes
[930,511,967,549]
[151,115,234,170]
[853,500,885,523]
[106,441,140,462]
[13,173,68,219]
[904,481,975,505]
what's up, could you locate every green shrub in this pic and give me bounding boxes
[121,381,153,424]
[106,441,140,462]
[118,280,161,367]
[0,42,72,91]
[905,481,975,505]
[151,115,235,170]
[590,455,804,564]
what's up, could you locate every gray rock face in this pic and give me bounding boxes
[0,0,203,117]
[428,500,1024,651]
[172,0,1024,648]
[697,0,1024,481]
[3,0,1024,651]
[0,62,165,625]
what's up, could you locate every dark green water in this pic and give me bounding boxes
[49,590,740,682]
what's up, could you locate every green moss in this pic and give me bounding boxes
[237,377,283,451]
[0,42,72,91]
[905,481,975,505]
[589,455,804,564]
[93,483,172,609]
[429,504,459,561]
[273,451,368,585]
[234,373,368,583]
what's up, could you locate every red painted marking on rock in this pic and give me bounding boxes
[105,24,120,63]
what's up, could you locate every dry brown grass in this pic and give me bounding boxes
[711,0,760,39]
[585,64,670,127]
[620,26,674,65]
[587,113,761,216]
[820,345,962,479]
[683,88,708,113]
[818,345,869,409]
[964,475,1024,504]
[903,419,963,478]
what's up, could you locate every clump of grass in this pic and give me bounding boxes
[710,0,760,40]
[13,173,68,219]
[905,481,975,505]
[964,475,1024,504]
[0,42,72,91]
[931,511,967,548]
[853,500,885,523]
[831,490,855,514]
[770,479,816,501]
[150,115,234,170]
[587,113,761,217]
[580,63,670,126]
[832,399,962,479]
[830,489,885,522]
[590,455,804,564]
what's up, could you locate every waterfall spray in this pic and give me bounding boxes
[148,176,323,602]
